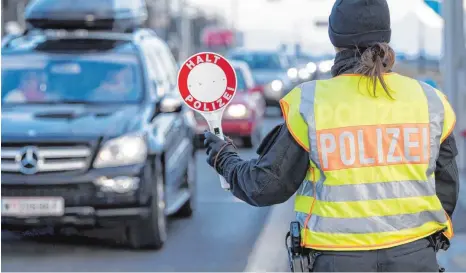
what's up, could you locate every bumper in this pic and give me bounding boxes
[1,164,151,228]
[2,207,150,229]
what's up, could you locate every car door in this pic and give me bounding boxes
[152,38,192,188]
[147,38,189,190]
[140,39,181,202]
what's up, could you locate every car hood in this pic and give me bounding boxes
[252,69,291,86]
[1,104,143,139]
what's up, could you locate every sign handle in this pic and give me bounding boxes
[205,113,231,190]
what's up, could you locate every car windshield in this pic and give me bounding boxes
[29,0,113,11]
[229,52,287,70]
[234,67,247,92]
[1,53,143,104]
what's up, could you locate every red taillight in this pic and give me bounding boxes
[462,130,466,138]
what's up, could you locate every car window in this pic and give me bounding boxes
[229,52,286,70]
[234,67,247,92]
[1,53,143,104]
[139,43,160,98]
[153,39,178,90]
[28,0,145,12]
[142,40,169,97]
[28,0,113,11]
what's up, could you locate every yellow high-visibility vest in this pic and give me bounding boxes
[280,73,455,251]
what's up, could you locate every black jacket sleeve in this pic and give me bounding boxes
[435,134,460,218]
[217,123,309,207]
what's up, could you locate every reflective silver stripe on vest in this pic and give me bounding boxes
[297,82,324,200]
[418,81,444,177]
[302,178,436,202]
[299,81,320,171]
[297,209,447,234]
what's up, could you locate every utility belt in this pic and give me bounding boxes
[285,221,450,272]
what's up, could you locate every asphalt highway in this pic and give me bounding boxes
[2,113,465,272]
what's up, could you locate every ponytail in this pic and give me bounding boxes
[354,43,396,99]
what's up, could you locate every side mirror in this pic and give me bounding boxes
[159,95,183,113]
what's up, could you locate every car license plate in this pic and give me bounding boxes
[1,197,65,217]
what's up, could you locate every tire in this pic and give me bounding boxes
[126,158,167,250]
[175,150,196,218]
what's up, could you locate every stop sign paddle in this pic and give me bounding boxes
[178,52,237,190]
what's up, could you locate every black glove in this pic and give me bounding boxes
[204,131,237,173]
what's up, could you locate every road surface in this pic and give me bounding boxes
[2,113,466,272]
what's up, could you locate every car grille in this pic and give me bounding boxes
[1,184,96,206]
[1,144,92,174]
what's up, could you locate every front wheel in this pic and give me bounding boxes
[126,158,167,249]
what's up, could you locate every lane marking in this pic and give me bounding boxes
[244,197,295,272]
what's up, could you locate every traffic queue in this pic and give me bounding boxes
[0,0,325,250]
[1,0,197,250]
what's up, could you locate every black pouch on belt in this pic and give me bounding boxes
[286,221,321,272]
[427,232,450,272]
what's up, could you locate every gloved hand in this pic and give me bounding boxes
[204,131,237,173]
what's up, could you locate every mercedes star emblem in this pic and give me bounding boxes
[16,146,41,175]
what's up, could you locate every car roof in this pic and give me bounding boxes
[1,29,156,55]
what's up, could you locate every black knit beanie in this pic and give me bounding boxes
[328,0,391,48]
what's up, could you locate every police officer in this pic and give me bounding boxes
[204,0,459,271]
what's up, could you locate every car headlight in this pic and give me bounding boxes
[226,104,249,118]
[94,176,140,193]
[298,68,311,80]
[271,80,284,92]
[287,68,298,80]
[306,62,317,74]
[94,134,147,168]
[318,60,334,73]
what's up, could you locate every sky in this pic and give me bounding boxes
[186,0,465,57]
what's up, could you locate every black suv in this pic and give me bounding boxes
[1,1,197,249]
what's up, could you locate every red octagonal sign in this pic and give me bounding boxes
[177,52,237,113]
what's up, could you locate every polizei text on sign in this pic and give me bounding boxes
[184,87,235,111]
[177,52,237,113]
